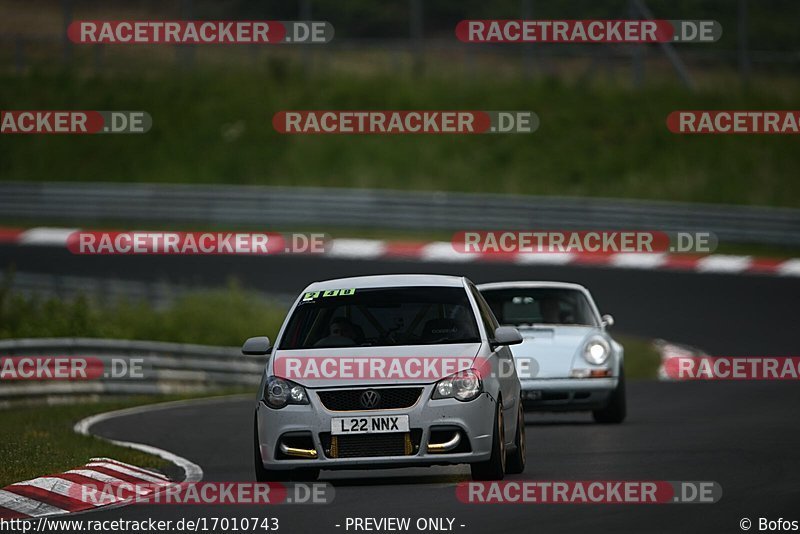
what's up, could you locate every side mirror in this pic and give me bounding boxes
[492,326,523,347]
[601,314,615,328]
[242,336,271,355]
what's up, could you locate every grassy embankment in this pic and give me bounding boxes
[1,68,798,208]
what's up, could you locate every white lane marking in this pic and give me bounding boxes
[778,258,800,277]
[18,227,78,246]
[609,253,668,269]
[514,252,576,265]
[74,394,251,485]
[0,489,66,517]
[75,409,201,484]
[696,255,752,273]
[420,242,477,262]
[84,462,170,484]
[328,239,387,259]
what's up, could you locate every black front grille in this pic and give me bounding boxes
[317,387,422,411]
[320,430,422,458]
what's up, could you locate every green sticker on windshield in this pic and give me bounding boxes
[302,288,356,302]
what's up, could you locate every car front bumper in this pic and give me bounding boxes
[519,377,618,411]
[255,384,498,471]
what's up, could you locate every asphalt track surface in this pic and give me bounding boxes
[87,382,800,534]
[3,245,800,533]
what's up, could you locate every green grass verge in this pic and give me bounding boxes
[0,278,286,346]
[1,67,799,207]
[617,335,662,381]
[0,394,247,488]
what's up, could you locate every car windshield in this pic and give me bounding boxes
[480,288,598,327]
[279,286,481,349]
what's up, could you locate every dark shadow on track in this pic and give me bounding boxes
[321,473,468,487]
[522,412,595,426]
[525,420,595,426]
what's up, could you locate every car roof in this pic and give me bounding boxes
[476,281,589,292]
[306,274,467,291]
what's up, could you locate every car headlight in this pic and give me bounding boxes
[263,376,309,409]
[432,369,482,401]
[583,337,611,365]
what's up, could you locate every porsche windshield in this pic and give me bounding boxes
[279,286,481,349]
[481,288,598,327]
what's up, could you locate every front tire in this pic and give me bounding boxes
[592,367,627,424]
[505,401,527,474]
[470,400,506,481]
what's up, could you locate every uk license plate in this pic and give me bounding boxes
[331,415,410,435]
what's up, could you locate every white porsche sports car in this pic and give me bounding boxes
[477,281,625,424]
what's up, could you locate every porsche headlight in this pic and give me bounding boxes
[263,376,308,409]
[432,369,482,401]
[583,337,611,365]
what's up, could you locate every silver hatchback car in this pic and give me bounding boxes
[245,274,525,481]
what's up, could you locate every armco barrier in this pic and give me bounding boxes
[0,338,265,402]
[1,182,799,246]
[1,270,298,308]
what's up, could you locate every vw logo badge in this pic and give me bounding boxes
[360,389,381,409]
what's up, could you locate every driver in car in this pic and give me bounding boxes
[315,317,359,347]
[538,297,562,324]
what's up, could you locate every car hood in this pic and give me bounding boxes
[270,343,482,388]
[509,325,599,379]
